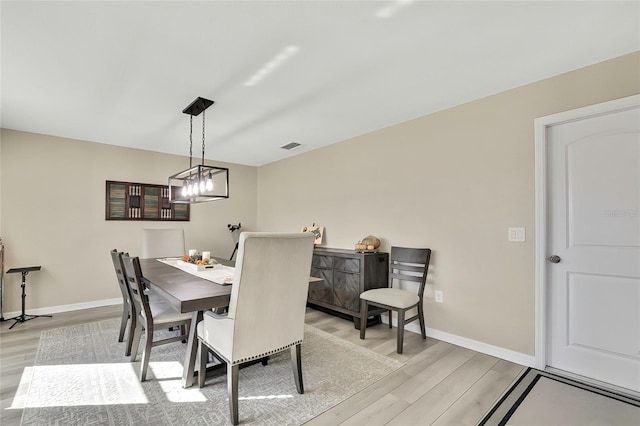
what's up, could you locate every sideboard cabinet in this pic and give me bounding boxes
[308,247,388,328]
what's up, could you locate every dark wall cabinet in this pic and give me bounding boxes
[309,247,388,327]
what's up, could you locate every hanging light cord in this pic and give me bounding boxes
[201,110,206,166]
[188,114,194,169]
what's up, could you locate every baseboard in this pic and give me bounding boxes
[4,300,535,367]
[381,313,535,367]
[2,298,122,319]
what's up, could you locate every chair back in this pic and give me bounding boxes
[121,255,152,322]
[141,228,186,258]
[389,246,431,299]
[227,232,315,362]
[110,249,132,305]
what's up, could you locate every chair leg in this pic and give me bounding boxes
[130,320,142,362]
[228,363,239,426]
[126,312,137,357]
[418,303,427,339]
[396,309,405,354]
[290,343,304,394]
[359,299,368,339]
[139,324,154,382]
[198,341,207,388]
[118,304,128,342]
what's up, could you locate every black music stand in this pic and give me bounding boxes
[6,266,51,329]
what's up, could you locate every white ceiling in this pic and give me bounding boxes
[2,1,639,167]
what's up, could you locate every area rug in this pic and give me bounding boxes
[478,367,640,425]
[20,319,402,425]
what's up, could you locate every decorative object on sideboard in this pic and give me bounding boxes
[302,224,324,245]
[355,235,380,252]
[168,97,229,204]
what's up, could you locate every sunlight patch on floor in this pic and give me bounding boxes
[239,394,294,401]
[11,361,208,408]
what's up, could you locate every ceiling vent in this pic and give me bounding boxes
[281,142,302,150]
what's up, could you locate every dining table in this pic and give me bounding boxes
[139,256,324,388]
[139,256,234,388]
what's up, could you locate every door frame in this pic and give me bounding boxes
[533,94,640,370]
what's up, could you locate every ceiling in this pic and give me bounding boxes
[2,1,639,167]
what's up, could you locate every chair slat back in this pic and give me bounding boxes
[227,232,315,362]
[121,255,152,321]
[110,249,131,304]
[389,246,431,298]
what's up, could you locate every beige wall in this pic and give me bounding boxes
[0,130,257,313]
[257,52,640,355]
[1,52,638,357]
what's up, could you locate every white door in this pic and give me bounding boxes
[545,98,640,392]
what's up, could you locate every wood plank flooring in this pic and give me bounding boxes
[0,305,524,425]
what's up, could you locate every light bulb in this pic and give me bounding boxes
[206,177,213,191]
[181,185,187,197]
[193,182,199,195]
[187,183,193,196]
[199,179,206,192]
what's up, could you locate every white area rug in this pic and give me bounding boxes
[21,319,402,425]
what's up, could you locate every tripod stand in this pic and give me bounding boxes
[6,266,51,329]
[228,223,241,260]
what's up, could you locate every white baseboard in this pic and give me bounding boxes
[381,314,535,367]
[2,298,122,320]
[4,300,535,367]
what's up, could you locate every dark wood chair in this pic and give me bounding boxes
[110,249,136,355]
[359,246,431,354]
[121,254,192,381]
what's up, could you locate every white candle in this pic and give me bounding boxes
[188,249,197,257]
[202,251,211,260]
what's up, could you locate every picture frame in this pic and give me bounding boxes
[302,225,324,245]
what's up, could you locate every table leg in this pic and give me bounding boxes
[182,310,203,388]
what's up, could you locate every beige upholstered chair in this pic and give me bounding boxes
[196,232,315,426]
[121,254,192,381]
[359,246,431,354]
[141,228,186,258]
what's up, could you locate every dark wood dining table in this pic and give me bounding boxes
[139,257,233,388]
[139,256,324,388]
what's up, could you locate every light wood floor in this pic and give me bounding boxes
[0,305,524,425]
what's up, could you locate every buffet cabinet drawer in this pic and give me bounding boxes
[308,247,388,326]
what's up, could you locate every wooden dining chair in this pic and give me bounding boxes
[121,254,192,381]
[110,249,135,354]
[196,232,315,426]
[359,246,431,354]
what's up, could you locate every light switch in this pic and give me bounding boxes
[508,227,526,242]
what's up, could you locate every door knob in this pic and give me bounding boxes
[549,255,561,263]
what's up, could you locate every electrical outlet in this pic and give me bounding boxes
[435,290,443,303]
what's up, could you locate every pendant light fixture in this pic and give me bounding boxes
[168,97,229,204]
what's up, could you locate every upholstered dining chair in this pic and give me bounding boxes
[141,228,186,258]
[196,232,315,426]
[359,246,431,354]
[121,254,192,381]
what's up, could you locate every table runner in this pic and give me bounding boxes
[156,257,235,285]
